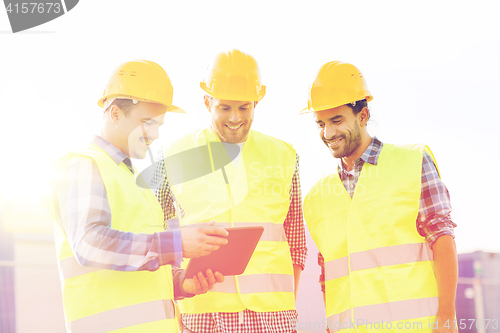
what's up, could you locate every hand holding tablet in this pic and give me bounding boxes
[180,223,229,258]
[182,269,224,295]
[185,226,264,278]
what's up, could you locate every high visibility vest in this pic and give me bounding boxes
[51,144,178,333]
[165,128,296,313]
[304,144,439,332]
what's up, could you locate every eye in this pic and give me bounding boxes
[317,122,325,128]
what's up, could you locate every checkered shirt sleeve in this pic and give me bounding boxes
[51,155,182,272]
[153,148,180,228]
[416,151,457,245]
[285,153,307,270]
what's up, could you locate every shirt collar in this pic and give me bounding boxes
[338,136,384,173]
[91,135,129,166]
[361,136,383,165]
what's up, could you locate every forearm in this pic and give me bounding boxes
[433,235,458,316]
[293,264,302,300]
[57,157,182,272]
[75,225,182,271]
[172,268,196,300]
[318,252,326,306]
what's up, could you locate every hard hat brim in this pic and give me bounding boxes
[299,95,373,115]
[200,82,266,102]
[98,95,185,114]
[166,105,185,113]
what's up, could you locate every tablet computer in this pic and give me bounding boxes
[184,226,264,277]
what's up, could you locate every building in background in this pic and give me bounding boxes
[0,205,16,333]
[0,193,66,333]
[456,251,500,333]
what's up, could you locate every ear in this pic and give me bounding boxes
[254,101,259,108]
[358,107,370,126]
[108,105,122,123]
[204,95,211,113]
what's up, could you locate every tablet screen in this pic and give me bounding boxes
[185,226,264,277]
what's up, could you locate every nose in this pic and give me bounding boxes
[147,125,160,141]
[141,123,160,142]
[324,124,337,140]
[228,110,241,123]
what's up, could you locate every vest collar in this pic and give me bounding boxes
[337,136,384,175]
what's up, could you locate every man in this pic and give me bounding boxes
[155,50,307,333]
[301,61,458,332]
[50,60,229,333]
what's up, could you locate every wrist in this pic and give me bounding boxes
[177,269,196,300]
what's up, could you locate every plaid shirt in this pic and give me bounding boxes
[154,139,307,333]
[317,137,456,292]
[51,135,183,274]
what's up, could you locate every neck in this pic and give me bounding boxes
[100,129,129,157]
[341,133,373,171]
[100,129,114,146]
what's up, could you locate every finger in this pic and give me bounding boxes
[202,227,229,238]
[205,269,216,287]
[214,271,224,282]
[209,235,229,246]
[203,236,228,247]
[194,220,216,226]
[197,271,209,292]
[191,275,201,293]
[202,220,216,226]
[201,245,221,254]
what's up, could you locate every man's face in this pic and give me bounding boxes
[314,105,362,159]
[205,97,256,143]
[114,102,166,159]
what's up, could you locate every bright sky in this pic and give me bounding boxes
[1,0,499,257]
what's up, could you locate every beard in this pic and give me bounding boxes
[324,122,362,159]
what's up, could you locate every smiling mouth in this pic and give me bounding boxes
[140,138,152,146]
[226,124,242,130]
[327,137,343,148]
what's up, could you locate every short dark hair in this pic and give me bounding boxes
[105,99,137,116]
[346,99,370,120]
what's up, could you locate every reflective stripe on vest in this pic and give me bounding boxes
[52,144,176,330]
[327,297,438,332]
[325,242,434,282]
[58,256,102,280]
[68,299,175,333]
[210,274,294,294]
[304,144,439,330]
[214,222,286,242]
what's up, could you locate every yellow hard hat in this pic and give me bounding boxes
[300,61,373,114]
[200,49,266,101]
[98,60,184,113]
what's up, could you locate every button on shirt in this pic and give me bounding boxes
[317,137,456,292]
[51,135,183,273]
